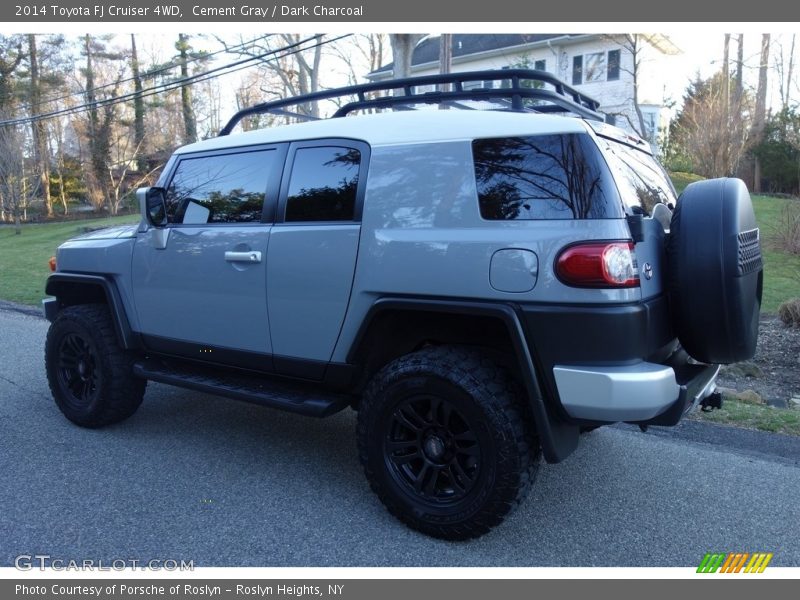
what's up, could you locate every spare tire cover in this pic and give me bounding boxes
[666,178,763,364]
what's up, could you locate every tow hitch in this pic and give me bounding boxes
[700,391,724,412]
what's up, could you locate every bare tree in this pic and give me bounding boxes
[177,34,197,144]
[107,136,161,215]
[389,34,424,85]
[48,115,70,214]
[80,34,124,211]
[27,34,53,217]
[0,118,39,233]
[329,34,387,86]
[601,34,650,139]
[752,34,771,193]
[735,34,744,105]
[775,34,796,111]
[130,34,146,172]
[217,34,325,120]
[672,72,753,178]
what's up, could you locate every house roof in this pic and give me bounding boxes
[369,34,586,78]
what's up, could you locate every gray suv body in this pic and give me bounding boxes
[42,70,763,539]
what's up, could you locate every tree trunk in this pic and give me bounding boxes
[84,34,104,208]
[28,34,52,217]
[178,34,197,144]
[786,34,796,112]
[439,34,452,76]
[735,34,744,104]
[389,34,424,95]
[624,35,647,139]
[753,34,770,193]
[131,34,146,172]
[722,34,731,175]
[439,34,452,104]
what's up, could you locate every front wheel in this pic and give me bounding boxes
[357,346,539,540]
[45,304,146,427]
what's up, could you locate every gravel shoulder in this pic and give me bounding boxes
[716,315,800,408]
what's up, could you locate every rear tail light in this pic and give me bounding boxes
[556,241,639,288]
[48,256,57,272]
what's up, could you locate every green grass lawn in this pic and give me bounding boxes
[751,195,800,313]
[691,397,800,436]
[0,215,139,306]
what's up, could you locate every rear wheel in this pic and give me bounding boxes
[45,304,146,427]
[357,346,539,540]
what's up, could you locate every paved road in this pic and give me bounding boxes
[1,307,798,567]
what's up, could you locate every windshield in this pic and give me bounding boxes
[600,138,677,216]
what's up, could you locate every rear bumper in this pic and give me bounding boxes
[553,360,719,423]
[519,296,719,426]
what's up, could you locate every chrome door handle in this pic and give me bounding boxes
[225,250,262,263]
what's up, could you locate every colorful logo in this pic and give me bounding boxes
[697,552,773,573]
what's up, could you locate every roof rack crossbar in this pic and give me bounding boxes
[219,69,604,136]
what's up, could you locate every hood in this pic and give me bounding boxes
[70,223,139,241]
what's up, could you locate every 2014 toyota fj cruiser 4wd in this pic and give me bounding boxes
[42,70,762,540]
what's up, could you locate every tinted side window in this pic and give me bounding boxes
[285,146,360,222]
[601,139,676,216]
[166,149,274,224]
[472,134,620,220]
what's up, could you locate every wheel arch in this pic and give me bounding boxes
[44,273,140,350]
[346,297,579,463]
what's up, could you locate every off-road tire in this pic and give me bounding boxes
[45,304,146,427]
[357,345,539,540]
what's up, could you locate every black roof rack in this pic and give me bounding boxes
[218,69,604,136]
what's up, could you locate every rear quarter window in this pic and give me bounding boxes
[472,134,621,220]
[600,138,677,216]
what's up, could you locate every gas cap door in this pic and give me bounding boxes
[490,248,539,293]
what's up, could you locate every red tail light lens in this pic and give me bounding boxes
[556,242,639,288]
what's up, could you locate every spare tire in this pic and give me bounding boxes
[666,178,763,364]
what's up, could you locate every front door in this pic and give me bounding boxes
[132,145,285,368]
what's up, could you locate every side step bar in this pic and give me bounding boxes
[133,358,352,418]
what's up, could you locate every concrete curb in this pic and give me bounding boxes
[0,299,45,319]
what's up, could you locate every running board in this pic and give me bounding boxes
[133,359,351,418]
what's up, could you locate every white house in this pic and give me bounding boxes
[367,34,681,152]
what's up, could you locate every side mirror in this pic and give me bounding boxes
[144,187,167,227]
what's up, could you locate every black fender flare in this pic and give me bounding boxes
[44,273,140,350]
[347,297,579,463]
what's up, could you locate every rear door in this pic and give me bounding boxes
[266,139,368,378]
[132,144,286,366]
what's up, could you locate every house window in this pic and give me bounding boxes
[534,59,546,72]
[572,55,583,85]
[642,111,658,142]
[607,50,621,81]
[584,52,606,83]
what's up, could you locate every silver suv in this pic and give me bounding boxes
[42,70,763,540]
